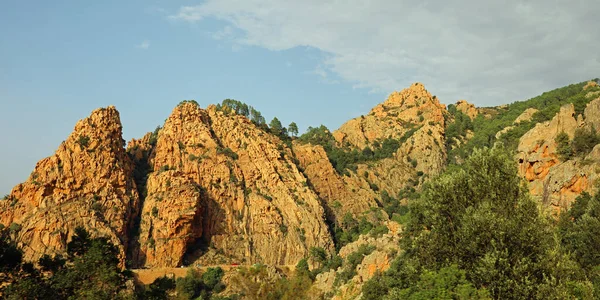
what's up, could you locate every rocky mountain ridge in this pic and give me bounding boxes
[2,80,600,271]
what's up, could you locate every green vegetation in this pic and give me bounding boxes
[0,226,228,299]
[1,226,132,299]
[138,267,225,299]
[269,117,285,137]
[334,244,375,286]
[556,131,573,161]
[178,99,199,107]
[216,146,239,160]
[361,145,600,299]
[298,125,401,175]
[573,127,599,157]
[76,134,90,149]
[444,104,474,152]
[288,122,299,137]
[555,127,599,161]
[448,79,600,162]
[148,126,161,146]
[558,192,600,294]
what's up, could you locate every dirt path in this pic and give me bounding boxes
[132,265,295,285]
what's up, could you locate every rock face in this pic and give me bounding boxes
[0,106,139,263]
[517,101,600,209]
[292,142,378,222]
[133,102,334,267]
[514,108,539,124]
[334,83,446,150]
[496,108,540,139]
[584,80,599,90]
[311,221,402,299]
[455,100,478,120]
[332,83,447,197]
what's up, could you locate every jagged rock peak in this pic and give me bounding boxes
[0,105,139,263]
[455,100,478,120]
[333,82,447,151]
[368,82,446,124]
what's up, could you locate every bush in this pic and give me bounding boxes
[556,131,573,161]
[572,127,599,156]
[178,100,199,107]
[298,125,401,175]
[77,135,90,149]
[217,147,239,160]
[176,269,203,299]
[202,267,225,291]
[335,244,375,286]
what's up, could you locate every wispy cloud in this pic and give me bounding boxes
[136,40,150,50]
[169,1,600,106]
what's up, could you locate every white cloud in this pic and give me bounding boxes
[170,1,600,106]
[136,40,150,50]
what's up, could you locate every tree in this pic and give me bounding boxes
[3,227,131,299]
[295,258,310,278]
[250,107,266,126]
[572,127,599,156]
[372,146,560,299]
[380,265,490,300]
[175,269,203,299]
[555,131,572,161]
[202,267,225,291]
[309,247,327,266]
[269,117,284,137]
[0,229,22,274]
[559,192,600,271]
[66,226,91,258]
[288,122,299,137]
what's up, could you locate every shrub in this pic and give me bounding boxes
[202,267,225,291]
[555,131,573,161]
[572,127,599,156]
[8,223,21,234]
[77,135,90,149]
[178,100,199,107]
[217,147,239,160]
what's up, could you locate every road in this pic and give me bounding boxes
[132,265,295,285]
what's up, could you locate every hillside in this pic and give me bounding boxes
[1,79,600,299]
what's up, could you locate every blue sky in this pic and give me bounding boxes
[1,0,599,194]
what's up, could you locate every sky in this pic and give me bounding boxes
[0,0,599,195]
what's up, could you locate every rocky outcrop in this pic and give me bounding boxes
[311,221,402,299]
[584,96,600,131]
[292,143,378,222]
[334,83,446,150]
[584,80,599,90]
[0,106,139,263]
[133,102,334,267]
[332,83,447,198]
[455,100,478,120]
[517,102,600,209]
[514,108,539,124]
[135,171,204,268]
[496,108,540,139]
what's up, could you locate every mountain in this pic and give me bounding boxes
[1,79,600,299]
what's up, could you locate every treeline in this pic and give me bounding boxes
[298,125,402,175]
[448,79,600,162]
[0,227,132,299]
[556,127,600,161]
[0,227,229,300]
[215,99,298,138]
[361,146,600,299]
